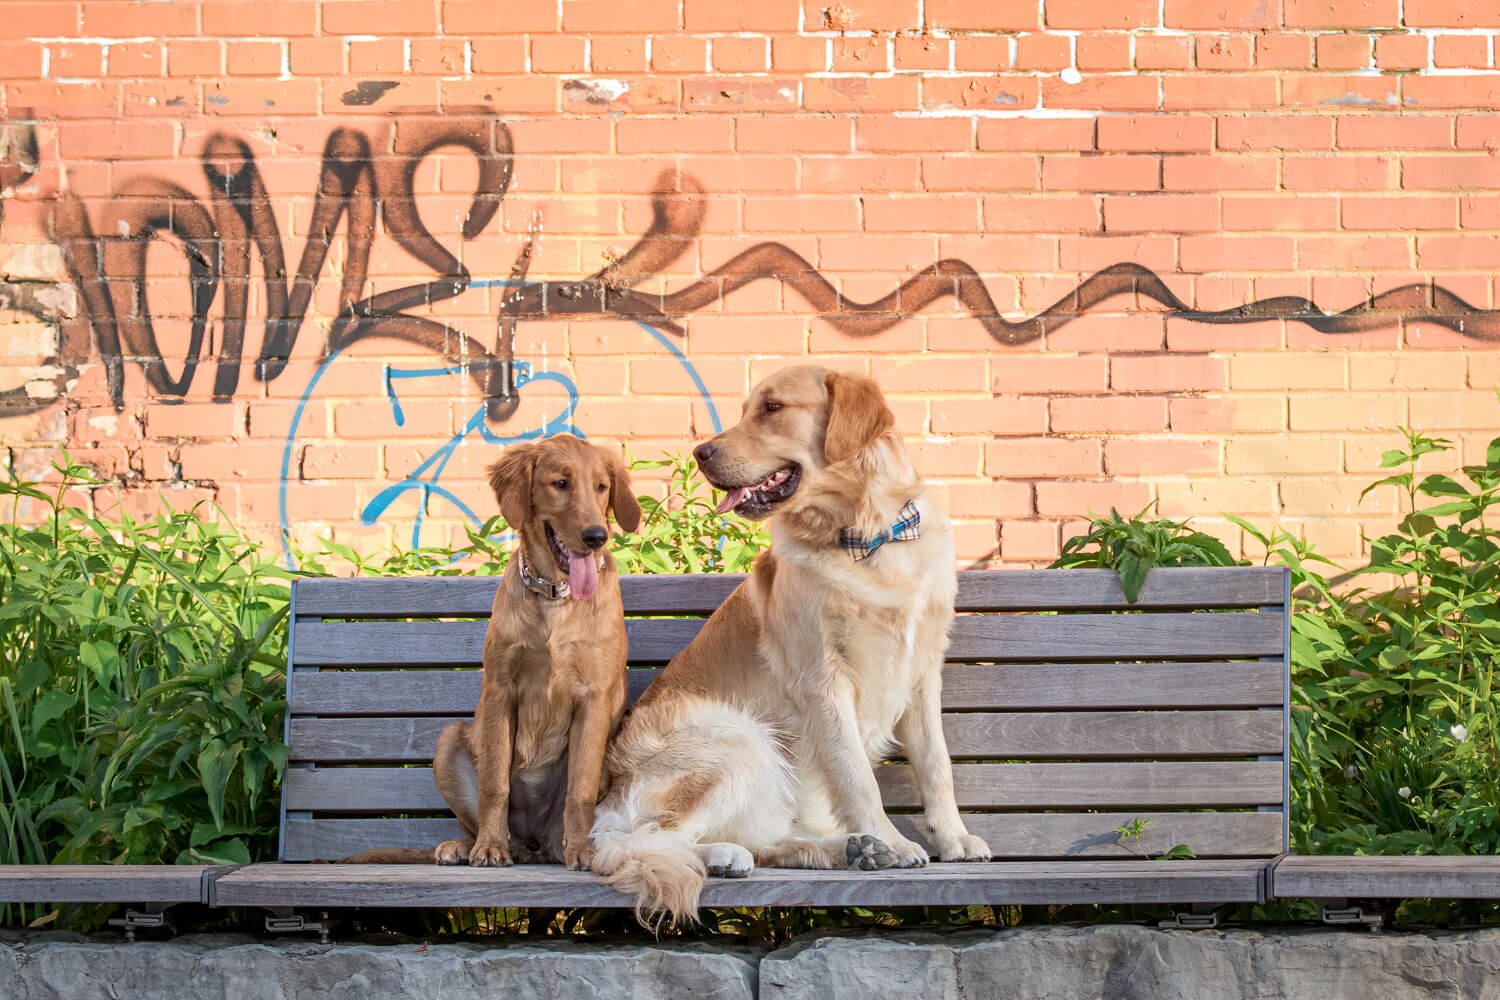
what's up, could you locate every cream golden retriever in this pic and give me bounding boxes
[590,365,989,924]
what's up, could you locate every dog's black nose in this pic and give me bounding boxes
[693,441,717,465]
[581,525,608,550]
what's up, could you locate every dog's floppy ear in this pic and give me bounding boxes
[600,447,642,533]
[489,443,537,531]
[823,370,894,464]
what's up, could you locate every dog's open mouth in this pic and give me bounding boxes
[544,523,604,601]
[712,464,801,517]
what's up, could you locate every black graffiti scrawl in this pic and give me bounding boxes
[3,107,1499,419]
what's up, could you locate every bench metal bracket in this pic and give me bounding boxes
[1321,900,1383,931]
[108,903,172,943]
[1159,903,1222,930]
[264,908,330,944]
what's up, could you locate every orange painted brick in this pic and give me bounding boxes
[1406,0,1500,27]
[713,36,769,73]
[504,118,610,153]
[1218,115,1333,150]
[1097,115,1213,152]
[928,0,1038,29]
[1104,194,1218,233]
[564,0,680,31]
[652,36,708,73]
[1136,35,1192,69]
[743,196,861,232]
[925,155,1036,192]
[864,194,981,233]
[1049,312,1168,353]
[1405,75,1500,110]
[204,1,316,35]
[0,43,43,80]
[803,75,919,112]
[992,355,1109,394]
[1041,155,1159,192]
[1375,33,1430,70]
[1350,353,1467,389]
[1015,33,1071,72]
[144,403,236,440]
[858,118,972,153]
[325,0,438,35]
[532,36,588,73]
[923,76,1040,114]
[803,155,922,191]
[348,38,402,74]
[738,117,851,153]
[1165,74,1280,111]
[411,38,469,75]
[1220,195,1338,230]
[60,120,176,159]
[1105,439,1218,476]
[1180,234,1295,272]
[978,118,1094,151]
[1042,75,1160,112]
[870,357,991,394]
[1165,0,1276,27]
[1196,34,1254,71]
[1417,234,1500,269]
[1285,0,1399,27]
[1169,396,1286,433]
[810,0,921,30]
[1338,114,1452,149]
[1315,33,1373,70]
[1255,33,1313,68]
[771,36,827,73]
[50,43,104,78]
[226,41,282,77]
[1225,439,1342,475]
[896,36,952,72]
[1343,194,1457,230]
[1034,480,1153,518]
[1112,354,1228,392]
[82,1,197,36]
[986,437,1101,477]
[984,195,1099,232]
[1049,395,1168,433]
[833,36,889,74]
[1001,520,1060,561]
[685,0,798,30]
[1290,392,1407,431]
[681,77,795,113]
[1433,33,1490,67]
[445,0,557,32]
[1231,353,1346,389]
[0,3,78,39]
[934,480,1034,519]
[1046,0,1157,28]
[302,444,381,480]
[1283,153,1393,190]
[167,39,223,77]
[1163,155,1277,191]
[932,396,1046,435]
[1301,234,1412,270]
[618,117,733,153]
[1077,33,1132,71]
[288,38,344,75]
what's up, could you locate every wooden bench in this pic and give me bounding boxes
[208,565,1292,917]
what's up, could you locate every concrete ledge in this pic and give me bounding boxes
[5,925,1499,1000]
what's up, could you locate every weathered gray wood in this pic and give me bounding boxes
[0,865,217,903]
[290,662,1286,716]
[212,859,1267,908]
[293,611,1283,667]
[285,761,1284,813]
[289,710,1283,764]
[1272,856,1500,900]
[283,811,1286,863]
[293,568,1287,618]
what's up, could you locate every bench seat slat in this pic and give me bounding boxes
[0,865,217,904]
[1272,856,1500,900]
[293,567,1286,618]
[284,761,1284,813]
[288,710,1283,763]
[290,662,1286,715]
[212,859,1267,908]
[282,812,1286,863]
[293,611,1283,667]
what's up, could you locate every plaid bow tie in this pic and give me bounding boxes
[840,501,922,561]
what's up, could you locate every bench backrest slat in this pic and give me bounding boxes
[280,567,1291,863]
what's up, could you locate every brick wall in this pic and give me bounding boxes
[1,0,1498,568]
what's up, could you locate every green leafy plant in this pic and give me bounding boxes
[1052,502,1239,602]
[0,456,291,927]
[611,453,770,575]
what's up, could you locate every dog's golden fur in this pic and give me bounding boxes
[343,434,639,870]
[590,366,989,925]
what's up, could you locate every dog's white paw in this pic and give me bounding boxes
[888,835,930,868]
[699,842,754,878]
[936,833,991,862]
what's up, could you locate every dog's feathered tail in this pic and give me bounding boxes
[331,848,438,864]
[590,821,707,929]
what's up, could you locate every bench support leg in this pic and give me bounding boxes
[108,902,173,943]
[263,907,330,945]
[1158,902,1223,930]
[1320,899,1383,931]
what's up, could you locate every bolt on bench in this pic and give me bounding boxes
[207,566,1291,923]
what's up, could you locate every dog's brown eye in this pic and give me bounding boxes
[554,479,569,491]
[762,399,783,415]
[596,483,608,494]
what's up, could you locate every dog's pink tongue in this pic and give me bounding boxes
[715,487,750,515]
[569,551,599,601]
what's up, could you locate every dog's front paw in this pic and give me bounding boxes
[887,835,930,868]
[434,839,472,865]
[844,834,896,871]
[936,832,991,862]
[469,836,512,867]
[564,840,594,871]
[701,843,754,878]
